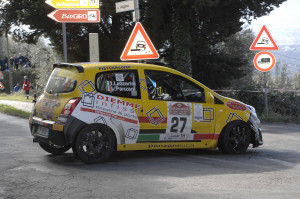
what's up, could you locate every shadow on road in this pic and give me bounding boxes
[45,148,300,177]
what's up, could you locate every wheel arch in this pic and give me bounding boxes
[64,116,119,150]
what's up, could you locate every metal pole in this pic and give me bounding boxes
[89,33,100,62]
[263,72,269,118]
[134,0,142,63]
[6,32,13,93]
[62,23,67,62]
[134,0,140,22]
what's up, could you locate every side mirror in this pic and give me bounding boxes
[206,92,214,104]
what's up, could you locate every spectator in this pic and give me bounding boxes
[13,83,21,93]
[23,76,30,99]
[14,56,19,70]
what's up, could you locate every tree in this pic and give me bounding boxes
[1,0,287,88]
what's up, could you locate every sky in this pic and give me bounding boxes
[245,0,300,70]
[247,0,300,45]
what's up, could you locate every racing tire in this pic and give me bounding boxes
[72,124,116,164]
[218,121,251,154]
[39,142,71,155]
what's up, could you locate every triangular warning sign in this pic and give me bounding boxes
[121,22,159,61]
[250,25,279,50]
[0,82,4,90]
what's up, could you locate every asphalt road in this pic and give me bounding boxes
[0,113,300,199]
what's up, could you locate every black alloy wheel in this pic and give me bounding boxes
[218,121,251,154]
[72,124,115,164]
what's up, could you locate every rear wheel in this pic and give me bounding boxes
[39,142,71,155]
[218,121,251,154]
[72,124,115,164]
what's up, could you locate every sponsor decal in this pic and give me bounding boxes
[169,103,191,115]
[226,101,247,111]
[193,104,203,122]
[98,66,131,71]
[115,73,124,81]
[73,80,141,144]
[226,112,243,123]
[38,98,62,119]
[105,81,136,92]
[148,143,194,149]
[202,108,214,122]
[146,107,165,125]
[139,78,147,90]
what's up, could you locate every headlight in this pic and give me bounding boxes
[247,105,256,114]
[247,105,260,125]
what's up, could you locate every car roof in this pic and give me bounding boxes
[73,62,170,71]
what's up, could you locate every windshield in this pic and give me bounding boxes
[45,68,77,94]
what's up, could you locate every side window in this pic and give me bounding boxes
[96,70,140,98]
[174,75,205,103]
[145,70,185,101]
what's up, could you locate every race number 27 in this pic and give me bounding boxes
[170,117,187,133]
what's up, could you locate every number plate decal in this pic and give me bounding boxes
[165,102,193,140]
[36,126,49,138]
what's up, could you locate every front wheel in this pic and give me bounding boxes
[72,124,116,164]
[218,121,251,154]
[39,142,71,155]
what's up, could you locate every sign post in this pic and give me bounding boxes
[116,0,159,62]
[89,33,100,62]
[62,23,67,62]
[46,0,100,63]
[250,25,279,119]
[134,0,140,22]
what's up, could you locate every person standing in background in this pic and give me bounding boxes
[23,76,30,99]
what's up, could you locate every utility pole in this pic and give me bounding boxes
[62,23,67,62]
[6,31,13,93]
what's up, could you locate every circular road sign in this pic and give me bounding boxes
[253,51,276,72]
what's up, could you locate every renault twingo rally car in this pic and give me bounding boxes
[29,62,263,164]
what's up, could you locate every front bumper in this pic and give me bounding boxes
[29,116,67,146]
[248,114,263,148]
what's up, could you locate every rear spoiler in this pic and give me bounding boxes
[53,63,84,73]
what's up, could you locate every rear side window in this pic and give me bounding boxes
[45,68,77,94]
[96,70,140,99]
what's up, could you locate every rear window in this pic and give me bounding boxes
[45,68,77,94]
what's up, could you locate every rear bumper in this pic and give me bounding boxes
[29,116,67,146]
[29,114,87,146]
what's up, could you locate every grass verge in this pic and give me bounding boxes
[260,111,300,124]
[0,104,30,119]
[0,93,34,102]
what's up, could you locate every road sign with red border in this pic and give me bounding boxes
[121,22,159,61]
[250,25,279,51]
[47,9,100,23]
[0,82,4,90]
[253,51,276,72]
